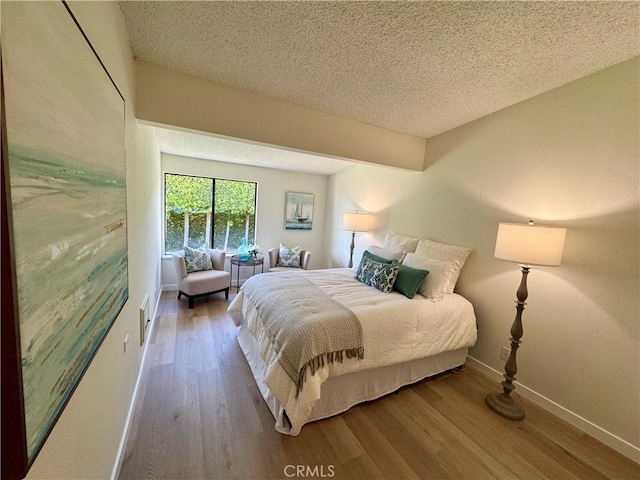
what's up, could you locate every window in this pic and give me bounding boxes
[164,173,257,254]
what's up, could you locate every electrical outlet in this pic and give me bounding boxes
[124,333,130,354]
[500,346,510,361]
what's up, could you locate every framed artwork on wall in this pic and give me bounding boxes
[1,2,127,478]
[284,192,314,230]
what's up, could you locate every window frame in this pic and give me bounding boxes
[163,172,257,255]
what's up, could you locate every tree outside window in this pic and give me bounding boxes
[164,174,256,254]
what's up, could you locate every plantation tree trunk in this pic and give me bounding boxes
[183,211,189,247]
[205,212,211,248]
[245,214,250,240]
[224,220,231,251]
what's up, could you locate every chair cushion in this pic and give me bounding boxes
[180,269,230,296]
[269,266,305,273]
[183,245,212,273]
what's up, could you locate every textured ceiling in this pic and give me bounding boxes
[155,128,354,175]
[120,1,639,172]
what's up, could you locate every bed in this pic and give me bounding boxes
[227,267,477,435]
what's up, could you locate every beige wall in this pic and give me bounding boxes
[24,2,162,478]
[136,62,426,171]
[326,58,639,458]
[161,153,328,287]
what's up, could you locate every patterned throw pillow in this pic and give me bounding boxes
[183,245,212,273]
[277,243,302,267]
[355,256,400,293]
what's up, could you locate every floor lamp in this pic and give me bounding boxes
[485,221,566,421]
[343,211,369,268]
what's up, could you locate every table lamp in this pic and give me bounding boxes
[343,211,370,268]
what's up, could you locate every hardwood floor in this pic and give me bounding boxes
[118,291,639,479]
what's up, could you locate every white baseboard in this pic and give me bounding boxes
[110,290,163,480]
[466,356,640,464]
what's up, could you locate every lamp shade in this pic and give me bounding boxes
[343,212,369,232]
[494,222,566,266]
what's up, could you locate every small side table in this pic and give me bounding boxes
[229,255,264,292]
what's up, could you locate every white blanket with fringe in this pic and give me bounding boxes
[240,273,364,397]
[228,268,477,435]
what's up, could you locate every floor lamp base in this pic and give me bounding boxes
[485,392,525,421]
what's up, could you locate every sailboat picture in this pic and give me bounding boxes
[285,192,314,230]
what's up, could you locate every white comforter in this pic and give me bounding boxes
[228,268,477,434]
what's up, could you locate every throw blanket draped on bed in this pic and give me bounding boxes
[241,273,364,396]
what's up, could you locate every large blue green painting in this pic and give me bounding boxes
[2,1,127,464]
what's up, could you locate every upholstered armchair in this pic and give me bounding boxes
[268,247,311,272]
[172,249,230,308]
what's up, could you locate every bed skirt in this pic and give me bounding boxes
[237,324,468,434]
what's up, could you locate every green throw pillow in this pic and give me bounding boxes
[392,260,429,299]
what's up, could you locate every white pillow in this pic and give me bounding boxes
[383,232,419,253]
[415,238,472,294]
[367,244,405,262]
[402,253,457,301]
